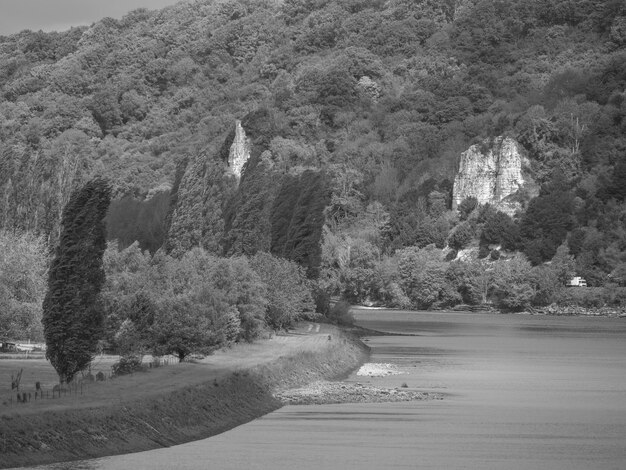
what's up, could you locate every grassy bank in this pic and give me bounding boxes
[0,324,368,469]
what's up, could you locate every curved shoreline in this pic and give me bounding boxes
[0,327,369,469]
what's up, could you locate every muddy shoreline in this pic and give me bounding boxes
[0,328,369,469]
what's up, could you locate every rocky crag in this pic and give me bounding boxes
[227,120,251,181]
[452,136,534,216]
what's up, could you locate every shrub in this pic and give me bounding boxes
[313,286,331,315]
[447,221,474,250]
[481,210,519,250]
[478,244,490,259]
[605,287,626,306]
[112,355,144,376]
[555,287,618,308]
[491,255,535,311]
[458,197,478,220]
[397,246,453,309]
[327,300,354,326]
[250,252,315,330]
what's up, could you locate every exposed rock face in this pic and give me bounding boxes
[452,136,528,216]
[228,120,251,181]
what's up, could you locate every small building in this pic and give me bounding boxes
[567,276,587,287]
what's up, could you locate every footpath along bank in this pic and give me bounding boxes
[0,324,368,469]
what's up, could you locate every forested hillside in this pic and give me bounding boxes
[1,0,626,342]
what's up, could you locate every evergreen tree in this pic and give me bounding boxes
[271,170,330,278]
[223,155,279,256]
[162,157,188,251]
[42,177,111,383]
[166,157,232,257]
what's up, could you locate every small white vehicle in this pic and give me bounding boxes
[567,276,587,287]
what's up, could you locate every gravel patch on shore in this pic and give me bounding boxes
[357,362,405,377]
[275,381,443,405]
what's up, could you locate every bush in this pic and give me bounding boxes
[249,252,315,330]
[478,244,490,259]
[397,246,452,309]
[327,300,354,326]
[555,287,626,308]
[313,287,331,316]
[112,355,144,376]
[458,197,478,221]
[447,222,474,250]
[605,287,626,306]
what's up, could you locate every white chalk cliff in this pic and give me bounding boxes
[452,136,528,216]
[228,120,251,181]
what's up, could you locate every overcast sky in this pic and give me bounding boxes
[0,0,181,35]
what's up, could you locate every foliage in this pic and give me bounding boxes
[520,186,576,265]
[326,299,355,326]
[458,197,478,221]
[271,170,331,278]
[150,295,226,362]
[223,155,278,256]
[447,259,494,305]
[106,191,170,253]
[0,230,48,341]
[102,243,277,357]
[480,208,519,250]
[490,254,535,311]
[112,355,143,376]
[42,178,111,383]
[397,246,459,309]
[249,252,315,330]
[447,221,475,250]
[1,0,626,316]
[167,157,234,257]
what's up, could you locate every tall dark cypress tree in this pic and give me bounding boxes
[43,178,111,383]
[271,170,330,278]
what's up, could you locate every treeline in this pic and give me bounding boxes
[0,230,47,341]
[0,227,316,350]
[166,109,331,277]
[322,225,626,312]
[101,243,315,361]
[1,0,626,345]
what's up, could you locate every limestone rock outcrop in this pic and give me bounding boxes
[228,120,251,181]
[452,136,530,216]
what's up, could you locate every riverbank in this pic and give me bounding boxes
[530,304,626,317]
[0,324,369,469]
[276,380,443,405]
[357,304,626,318]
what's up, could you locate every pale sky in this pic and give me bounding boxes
[0,0,181,35]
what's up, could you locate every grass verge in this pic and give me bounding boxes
[0,324,368,469]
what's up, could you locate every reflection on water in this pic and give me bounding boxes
[21,310,626,470]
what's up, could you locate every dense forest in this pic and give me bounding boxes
[1,0,625,344]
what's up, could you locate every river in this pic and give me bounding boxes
[26,309,626,470]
